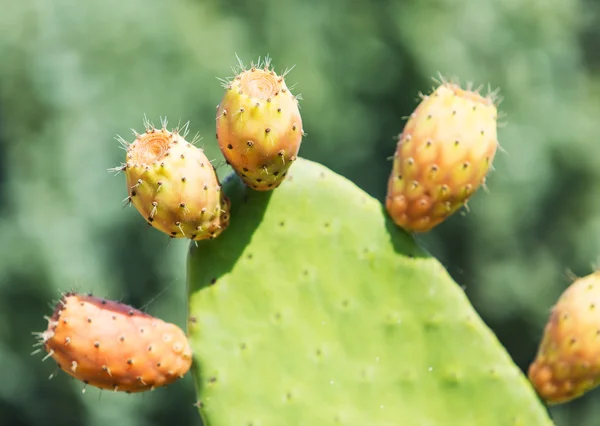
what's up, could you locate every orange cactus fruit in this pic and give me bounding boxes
[528,271,600,404]
[36,292,192,393]
[386,79,500,233]
[216,56,303,191]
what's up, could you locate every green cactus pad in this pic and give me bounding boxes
[186,158,553,426]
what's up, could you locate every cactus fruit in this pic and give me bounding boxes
[115,119,231,240]
[216,57,303,191]
[186,157,554,426]
[528,271,600,404]
[37,292,192,393]
[386,80,499,233]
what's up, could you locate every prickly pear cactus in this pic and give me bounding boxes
[39,292,192,393]
[115,119,231,241]
[215,57,303,191]
[528,271,600,405]
[386,81,499,233]
[186,157,554,425]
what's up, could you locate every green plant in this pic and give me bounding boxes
[38,56,591,424]
[187,156,554,425]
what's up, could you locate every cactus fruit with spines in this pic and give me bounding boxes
[37,57,582,423]
[115,118,231,241]
[386,80,500,233]
[528,271,600,404]
[37,292,192,393]
[216,57,303,190]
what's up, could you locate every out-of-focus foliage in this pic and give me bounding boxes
[0,0,599,425]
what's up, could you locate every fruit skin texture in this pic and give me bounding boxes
[122,123,231,240]
[216,60,303,191]
[40,292,192,393]
[386,81,499,233]
[528,271,600,404]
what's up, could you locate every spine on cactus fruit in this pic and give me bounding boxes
[215,56,304,191]
[111,118,231,241]
[385,78,500,233]
[35,292,192,393]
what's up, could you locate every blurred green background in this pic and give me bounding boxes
[1,0,600,425]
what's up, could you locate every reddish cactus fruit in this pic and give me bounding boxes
[37,292,192,393]
[386,80,500,233]
[114,119,230,240]
[216,57,303,191]
[528,271,600,404]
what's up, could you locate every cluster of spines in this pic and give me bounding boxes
[216,55,302,101]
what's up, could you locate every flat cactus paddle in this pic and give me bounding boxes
[186,157,553,426]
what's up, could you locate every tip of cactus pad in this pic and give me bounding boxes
[187,157,554,426]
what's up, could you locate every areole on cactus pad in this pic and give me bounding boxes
[186,157,553,426]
